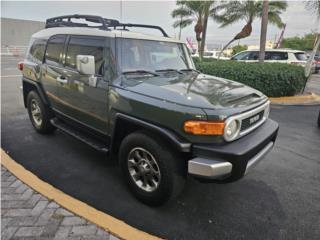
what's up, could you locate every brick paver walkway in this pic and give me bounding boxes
[1,166,120,240]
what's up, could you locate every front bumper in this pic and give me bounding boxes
[188,119,279,182]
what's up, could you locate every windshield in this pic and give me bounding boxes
[117,38,195,72]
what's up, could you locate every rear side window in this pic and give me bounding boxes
[265,52,288,60]
[28,39,46,63]
[294,52,307,61]
[45,35,66,66]
[65,36,105,75]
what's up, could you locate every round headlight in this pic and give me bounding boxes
[224,119,240,141]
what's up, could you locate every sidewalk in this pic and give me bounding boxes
[1,166,119,240]
[304,73,320,95]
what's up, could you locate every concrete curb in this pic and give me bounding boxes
[269,93,320,106]
[1,149,162,240]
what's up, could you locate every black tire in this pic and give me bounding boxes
[27,91,56,134]
[119,131,186,206]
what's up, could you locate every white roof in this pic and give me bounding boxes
[238,48,305,53]
[32,27,184,43]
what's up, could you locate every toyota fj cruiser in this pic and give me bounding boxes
[20,15,279,206]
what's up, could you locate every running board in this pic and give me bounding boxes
[50,118,109,153]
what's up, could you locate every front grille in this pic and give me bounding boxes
[240,110,265,131]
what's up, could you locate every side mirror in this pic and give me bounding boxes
[76,55,95,75]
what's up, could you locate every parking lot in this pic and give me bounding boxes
[1,55,320,240]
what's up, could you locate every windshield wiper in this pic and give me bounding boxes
[122,70,159,77]
[180,68,200,74]
[155,69,183,74]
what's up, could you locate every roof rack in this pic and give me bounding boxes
[45,14,169,37]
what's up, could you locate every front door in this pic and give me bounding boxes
[55,35,110,134]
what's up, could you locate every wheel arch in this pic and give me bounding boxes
[110,113,191,155]
[22,78,49,108]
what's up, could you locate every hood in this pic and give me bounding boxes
[121,73,267,110]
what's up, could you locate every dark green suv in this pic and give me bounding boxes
[20,15,278,206]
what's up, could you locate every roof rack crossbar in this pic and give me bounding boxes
[116,23,169,37]
[45,14,169,37]
[46,14,110,30]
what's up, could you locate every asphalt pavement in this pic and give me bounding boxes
[1,56,320,240]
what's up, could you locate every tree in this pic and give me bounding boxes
[214,0,287,59]
[259,0,269,63]
[172,1,216,60]
[282,34,318,51]
[304,0,320,78]
[232,44,248,55]
[172,14,193,40]
[305,0,320,18]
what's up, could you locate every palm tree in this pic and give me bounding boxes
[214,0,287,59]
[172,1,216,60]
[305,0,320,18]
[259,0,269,63]
[173,15,193,40]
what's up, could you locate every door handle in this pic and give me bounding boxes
[56,76,68,84]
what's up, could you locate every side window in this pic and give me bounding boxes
[266,52,288,60]
[65,37,105,75]
[45,35,66,66]
[248,51,259,60]
[232,51,251,60]
[28,39,46,63]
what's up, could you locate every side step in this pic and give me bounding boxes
[50,118,109,153]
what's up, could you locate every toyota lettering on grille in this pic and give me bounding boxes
[249,114,260,125]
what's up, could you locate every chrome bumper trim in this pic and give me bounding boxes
[188,141,274,179]
[245,142,274,175]
[188,158,233,179]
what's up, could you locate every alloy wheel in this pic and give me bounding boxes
[127,147,161,192]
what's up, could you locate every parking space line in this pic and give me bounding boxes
[1,149,162,240]
[1,75,22,77]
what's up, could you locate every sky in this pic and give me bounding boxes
[1,0,319,48]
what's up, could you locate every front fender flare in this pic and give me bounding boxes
[111,113,191,153]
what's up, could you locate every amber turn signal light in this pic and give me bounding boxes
[184,121,225,135]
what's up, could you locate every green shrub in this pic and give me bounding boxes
[194,60,306,97]
[192,57,217,63]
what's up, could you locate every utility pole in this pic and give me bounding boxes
[259,0,269,63]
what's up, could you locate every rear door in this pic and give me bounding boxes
[42,35,66,110]
[55,35,110,134]
[264,51,288,63]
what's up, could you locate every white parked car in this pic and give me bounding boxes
[231,49,316,71]
[203,50,230,60]
[191,50,230,60]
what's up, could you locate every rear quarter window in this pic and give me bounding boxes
[27,39,46,63]
[294,52,307,61]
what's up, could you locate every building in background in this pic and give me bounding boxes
[247,40,274,50]
[1,18,44,56]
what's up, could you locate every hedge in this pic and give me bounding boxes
[193,59,306,97]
